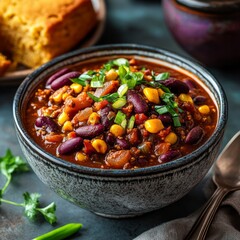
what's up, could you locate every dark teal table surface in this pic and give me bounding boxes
[0,1,240,239]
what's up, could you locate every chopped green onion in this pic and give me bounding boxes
[155,72,170,81]
[113,58,129,66]
[87,92,101,102]
[155,105,169,115]
[128,115,135,129]
[121,119,127,129]
[90,80,104,88]
[103,92,119,102]
[117,84,128,97]
[114,111,126,125]
[112,97,127,109]
[173,116,181,127]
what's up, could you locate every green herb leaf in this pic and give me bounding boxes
[87,92,101,102]
[0,149,29,179]
[23,192,57,224]
[155,72,170,81]
[113,58,129,66]
[23,192,41,221]
[37,202,57,225]
[87,92,119,103]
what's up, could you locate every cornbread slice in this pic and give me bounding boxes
[0,0,97,68]
[0,53,11,76]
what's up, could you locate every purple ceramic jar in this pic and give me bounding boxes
[163,0,240,66]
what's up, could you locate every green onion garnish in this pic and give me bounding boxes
[155,72,170,81]
[128,115,135,129]
[155,105,169,115]
[114,111,126,125]
[90,80,104,88]
[87,92,101,102]
[121,119,127,129]
[117,84,128,97]
[172,116,181,127]
[113,58,129,66]
[112,97,127,109]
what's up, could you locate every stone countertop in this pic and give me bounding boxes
[0,0,240,239]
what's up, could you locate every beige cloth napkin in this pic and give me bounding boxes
[134,189,240,240]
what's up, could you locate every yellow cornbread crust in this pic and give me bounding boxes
[0,0,97,68]
[0,53,11,76]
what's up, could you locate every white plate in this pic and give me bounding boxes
[0,0,106,86]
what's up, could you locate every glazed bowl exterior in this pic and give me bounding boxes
[13,44,227,218]
[163,0,240,66]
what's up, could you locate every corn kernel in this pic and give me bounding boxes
[52,92,62,103]
[144,119,164,133]
[76,152,88,162]
[58,111,69,125]
[143,87,160,104]
[164,132,178,145]
[105,69,118,81]
[110,124,125,137]
[62,92,69,101]
[62,121,73,132]
[88,112,100,125]
[198,105,210,115]
[158,88,165,97]
[179,93,193,103]
[92,139,108,154]
[70,83,83,94]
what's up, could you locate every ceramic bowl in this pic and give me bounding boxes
[163,0,240,66]
[13,44,227,218]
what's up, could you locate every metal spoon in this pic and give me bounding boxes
[184,131,240,240]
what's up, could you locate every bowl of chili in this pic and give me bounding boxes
[13,44,227,217]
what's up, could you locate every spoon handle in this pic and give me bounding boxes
[184,187,229,240]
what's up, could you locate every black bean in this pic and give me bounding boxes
[193,96,207,105]
[127,90,149,114]
[58,137,83,155]
[163,78,189,94]
[159,150,181,163]
[158,113,173,126]
[46,68,70,86]
[116,138,129,149]
[35,116,58,133]
[51,71,80,90]
[100,106,113,129]
[185,126,204,144]
[76,124,104,138]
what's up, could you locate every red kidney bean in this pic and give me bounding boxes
[51,71,80,90]
[116,138,129,149]
[158,113,173,126]
[193,96,207,105]
[185,126,204,144]
[184,79,196,90]
[100,106,113,129]
[163,78,189,94]
[75,124,104,138]
[106,133,115,146]
[35,116,58,133]
[58,137,83,155]
[127,90,149,114]
[159,150,181,163]
[46,68,70,86]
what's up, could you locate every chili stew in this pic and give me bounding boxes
[25,57,218,169]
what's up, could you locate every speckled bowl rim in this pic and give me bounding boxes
[13,44,227,177]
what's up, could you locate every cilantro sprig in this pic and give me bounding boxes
[0,149,57,224]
